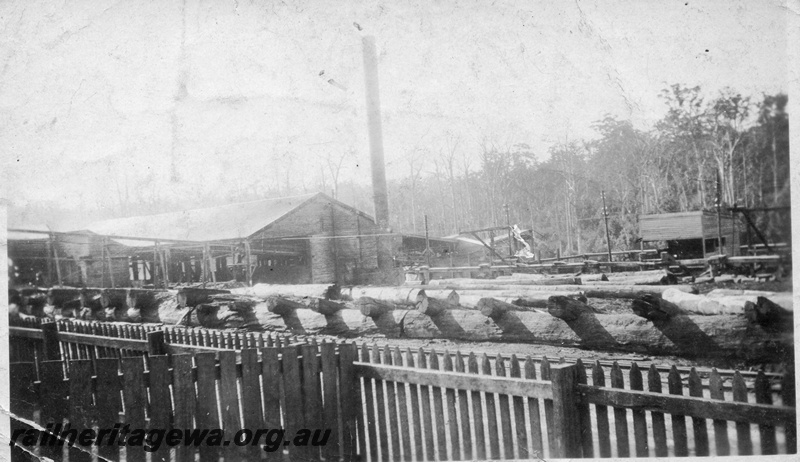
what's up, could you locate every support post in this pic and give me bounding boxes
[101,238,107,287]
[162,248,170,286]
[147,331,167,356]
[424,214,431,267]
[550,364,582,458]
[244,239,253,287]
[504,204,513,256]
[41,321,61,360]
[330,203,339,283]
[701,218,707,260]
[45,235,54,285]
[153,241,160,288]
[489,231,495,263]
[105,237,116,288]
[201,245,208,285]
[602,191,612,262]
[50,233,63,286]
[208,244,217,283]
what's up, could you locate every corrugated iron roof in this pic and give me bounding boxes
[84,193,322,242]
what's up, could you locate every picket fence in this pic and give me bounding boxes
[8,320,797,460]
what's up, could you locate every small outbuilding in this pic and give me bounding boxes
[638,210,740,259]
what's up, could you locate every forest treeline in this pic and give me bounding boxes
[14,85,790,258]
[376,84,791,256]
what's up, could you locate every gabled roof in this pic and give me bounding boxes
[82,192,361,243]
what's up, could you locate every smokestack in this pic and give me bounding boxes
[361,35,390,229]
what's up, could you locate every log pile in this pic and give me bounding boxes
[661,288,793,316]
[17,276,793,362]
[603,269,678,285]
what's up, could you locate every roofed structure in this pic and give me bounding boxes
[9,193,385,287]
[639,210,739,259]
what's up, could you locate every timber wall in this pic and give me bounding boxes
[251,196,381,284]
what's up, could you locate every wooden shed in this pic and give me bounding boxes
[8,229,131,288]
[82,192,382,285]
[638,210,740,259]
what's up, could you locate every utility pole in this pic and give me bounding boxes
[504,204,513,257]
[424,214,431,267]
[601,191,612,262]
[715,172,724,255]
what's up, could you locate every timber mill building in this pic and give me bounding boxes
[8,193,390,287]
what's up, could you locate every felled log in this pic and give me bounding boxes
[256,308,405,338]
[662,288,793,316]
[79,289,103,310]
[307,298,347,316]
[209,294,261,310]
[744,297,793,326]
[579,273,609,283]
[356,297,399,318]
[417,283,695,299]
[705,289,793,312]
[177,287,230,308]
[266,296,307,316]
[231,283,341,300]
[503,273,546,280]
[415,290,454,316]
[546,295,599,321]
[477,297,539,319]
[47,287,82,307]
[631,294,689,321]
[582,285,696,299]
[195,302,261,330]
[398,308,790,361]
[604,269,677,285]
[427,277,582,287]
[21,291,47,317]
[100,289,128,309]
[341,287,422,305]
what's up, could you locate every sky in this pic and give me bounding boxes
[0,0,790,225]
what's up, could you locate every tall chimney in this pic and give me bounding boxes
[361,35,390,229]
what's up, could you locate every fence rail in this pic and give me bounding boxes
[10,343,360,462]
[9,321,797,460]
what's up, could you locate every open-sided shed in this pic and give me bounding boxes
[76,192,382,286]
